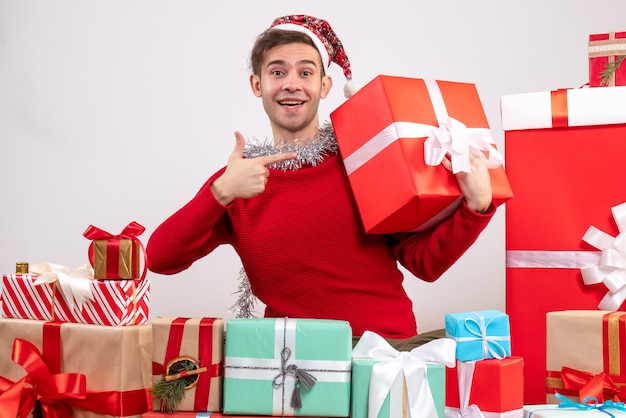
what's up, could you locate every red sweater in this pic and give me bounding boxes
[146,153,494,338]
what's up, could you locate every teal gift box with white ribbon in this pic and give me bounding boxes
[351,331,455,418]
[223,317,352,416]
[444,310,511,362]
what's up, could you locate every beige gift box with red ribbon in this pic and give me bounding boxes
[0,318,152,417]
[151,317,224,412]
[546,310,626,404]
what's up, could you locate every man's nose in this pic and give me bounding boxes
[282,73,301,91]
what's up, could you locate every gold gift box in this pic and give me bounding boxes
[93,238,141,279]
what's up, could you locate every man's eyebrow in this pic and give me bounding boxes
[265,59,319,68]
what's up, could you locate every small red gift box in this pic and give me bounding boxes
[445,357,524,416]
[501,86,626,403]
[83,221,147,280]
[330,75,513,234]
[152,317,224,412]
[589,31,626,87]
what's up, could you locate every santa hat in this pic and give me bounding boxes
[269,15,359,98]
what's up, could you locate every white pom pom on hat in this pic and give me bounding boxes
[269,15,359,98]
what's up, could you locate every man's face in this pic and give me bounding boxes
[250,42,332,142]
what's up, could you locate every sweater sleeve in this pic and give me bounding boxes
[389,200,495,282]
[146,168,232,275]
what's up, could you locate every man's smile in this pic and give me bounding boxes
[278,100,305,107]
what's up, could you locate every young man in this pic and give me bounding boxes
[146,15,495,346]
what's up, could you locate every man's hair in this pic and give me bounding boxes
[249,29,324,77]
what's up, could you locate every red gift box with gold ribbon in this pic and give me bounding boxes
[501,86,626,403]
[151,317,224,413]
[330,75,513,234]
[84,221,147,280]
[589,31,626,87]
[0,318,152,417]
[546,310,626,404]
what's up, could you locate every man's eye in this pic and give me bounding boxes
[302,70,312,76]
[271,70,283,76]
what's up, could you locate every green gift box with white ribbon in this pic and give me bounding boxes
[351,331,455,418]
[223,318,352,416]
[352,359,445,418]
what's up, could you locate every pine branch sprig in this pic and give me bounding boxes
[601,55,626,86]
[152,357,200,413]
[152,378,188,413]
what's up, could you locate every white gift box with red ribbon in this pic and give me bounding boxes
[501,86,626,131]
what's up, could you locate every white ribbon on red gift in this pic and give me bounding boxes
[444,361,485,418]
[579,202,626,311]
[30,261,95,311]
[342,79,503,176]
[506,202,626,311]
[505,250,600,269]
[352,330,456,418]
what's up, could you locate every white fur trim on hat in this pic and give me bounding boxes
[271,22,331,72]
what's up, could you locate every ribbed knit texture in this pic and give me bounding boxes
[147,154,494,338]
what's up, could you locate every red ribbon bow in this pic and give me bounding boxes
[0,338,87,418]
[83,221,145,242]
[83,221,148,280]
[562,366,626,403]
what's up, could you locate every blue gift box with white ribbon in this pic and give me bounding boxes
[444,310,511,362]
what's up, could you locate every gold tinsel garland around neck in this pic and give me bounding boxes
[242,122,338,171]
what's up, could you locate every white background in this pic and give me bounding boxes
[1,1,624,332]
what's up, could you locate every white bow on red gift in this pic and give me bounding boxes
[352,330,456,418]
[342,79,503,176]
[30,261,95,310]
[580,201,626,310]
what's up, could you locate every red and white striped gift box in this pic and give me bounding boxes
[1,273,149,325]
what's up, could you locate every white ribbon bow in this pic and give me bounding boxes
[423,116,501,174]
[444,361,485,418]
[342,79,503,176]
[580,202,626,310]
[352,330,456,418]
[30,261,95,310]
[422,79,503,174]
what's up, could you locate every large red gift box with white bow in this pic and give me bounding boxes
[501,86,626,403]
[331,75,513,234]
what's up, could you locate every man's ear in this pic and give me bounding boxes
[320,75,333,99]
[250,74,262,97]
